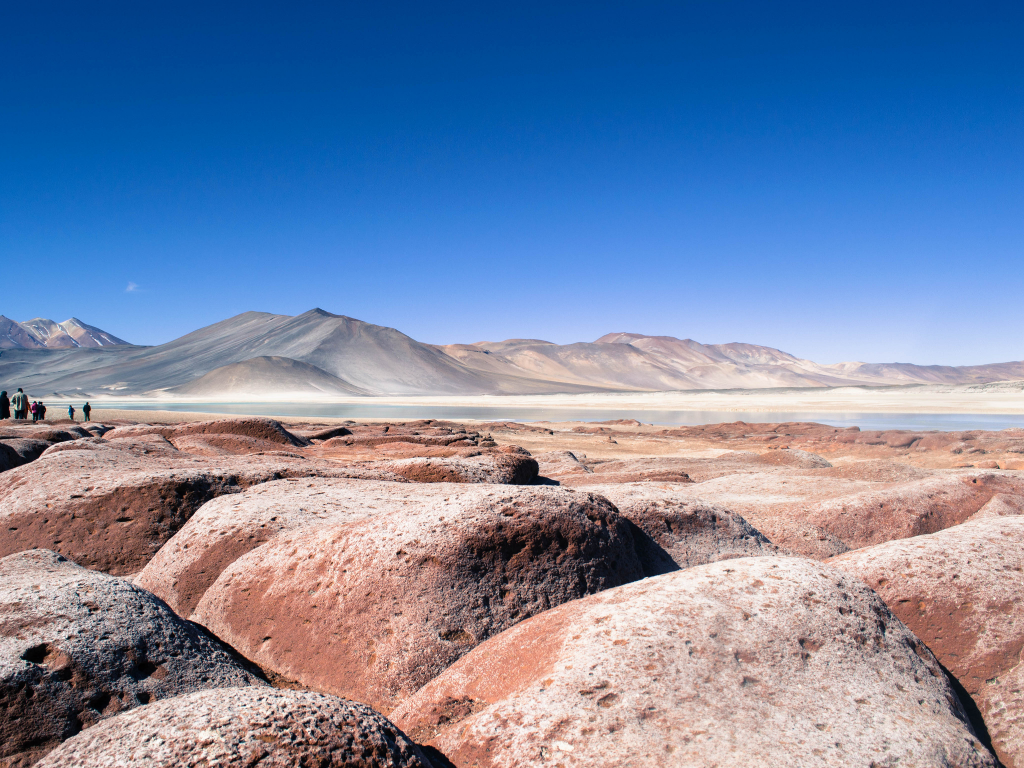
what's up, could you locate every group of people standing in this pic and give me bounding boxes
[0,389,91,422]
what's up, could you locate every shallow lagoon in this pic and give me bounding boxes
[88,401,1024,432]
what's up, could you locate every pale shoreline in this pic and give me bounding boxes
[34,382,1024,416]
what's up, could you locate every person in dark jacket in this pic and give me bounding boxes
[38,402,46,421]
[83,402,92,422]
[68,404,76,421]
[0,391,9,420]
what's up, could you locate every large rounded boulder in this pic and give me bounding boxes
[0,550,265,767]
[136,479,469,616]
[369,451,538,485]
[190,486,646,712]
[392,557,996,768]
[833,516,1024,768]
[34,687,433,768]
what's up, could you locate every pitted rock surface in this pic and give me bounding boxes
[0,425,95,472]
[367,451,538,485]
[592,469,1024,560]
[137,479,477,616]
[787,473,1024,553]
[584,483,782,575]
[0,438,389,575]
[392,557,996,768]
[106,417,309,447]
[533,450,593,480]
[167,432,308,457]
[968,492,1024,521]
[833,517,1024,768]
[547,450,830,488]
[556,455,696,484]
[191,486,646,712]
[34,687,433,768]
[0,550,265,768]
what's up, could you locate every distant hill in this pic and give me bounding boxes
[1,309,1022,397]
[169,356,369,397]
[0,316,129,349]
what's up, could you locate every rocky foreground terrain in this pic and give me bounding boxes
[1,414,1023,767]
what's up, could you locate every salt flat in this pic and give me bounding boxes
[62,380,1024,419]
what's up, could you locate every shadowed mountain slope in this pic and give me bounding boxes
[169,356,369,396]
[2,310,1023,396]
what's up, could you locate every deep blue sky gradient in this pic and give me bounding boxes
[2,2,1022,364]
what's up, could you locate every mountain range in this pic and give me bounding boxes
[1,308,1022,397]
[0,316,129,349]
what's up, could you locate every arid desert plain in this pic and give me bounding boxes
[2,407,1023,767]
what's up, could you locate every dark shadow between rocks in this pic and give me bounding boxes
[939,659,998,761]
[625,520,682,578]
[419,745,457,768]
[184,620,269,686]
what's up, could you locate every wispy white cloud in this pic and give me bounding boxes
[126,282,140,293]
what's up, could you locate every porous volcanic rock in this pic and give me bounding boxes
[34,688,433,768]
[368,450,538,485]
[191,486,646,712]
[757,447,833,468]
[778,473,1024,556]
[549,450,833,488]
[0,550,264,767]
[533,450,593,481]
[90,432,179,453]
[137,479,467,616]
[0,439,374,575]
[674,470,1024,560]
[832,517,1024,768]
[392,557,996,768]
[646,422,1024,469]
[585,483,782,575]
[0,426,95,472]
[106,417,309,447]
[968,492,1024,520]
[559,456,695,485]
[168,433,307,457]
[326,431,479,449]
[0,426,91,443]
[0,440,52,472]
[295,425,353,441]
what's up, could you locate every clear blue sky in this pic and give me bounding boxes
[2,2,1022,365]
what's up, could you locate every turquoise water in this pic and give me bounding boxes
[88,401,1024,432]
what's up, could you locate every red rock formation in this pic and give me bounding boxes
[392,557,996,768]
[106,417,309,447]
[367,450,538,485]
[0,438,382,575]
[168,433,308,457]
[0,425,96,472]
[0,550,264,767]
[136,479,464,616]
[756,473,1024,558]
[585,483,781,574]
[832,518,1024,768]
[34,688,433,768]
[190,486,645,712]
